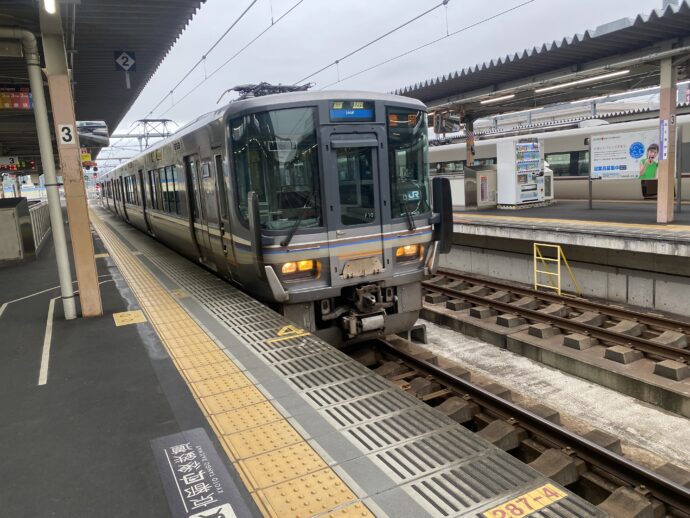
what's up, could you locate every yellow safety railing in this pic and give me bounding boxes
[533,243,581,296]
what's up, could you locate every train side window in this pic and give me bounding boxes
[134,176,140,205]
[152,169,161,210]
[158,167,169,212]
[172,165,185,216]
[545,151,589,177]
[214,154,229,220]
[148,170,156,209]
[166,166,177,214]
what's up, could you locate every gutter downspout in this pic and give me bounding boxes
[0,27,77,320]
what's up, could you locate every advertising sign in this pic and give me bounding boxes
[591,129,659,180]
[0,85,32,110]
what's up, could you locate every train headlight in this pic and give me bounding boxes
[281,260,319,278]
[282,262,298,274]
[395,244,424,262]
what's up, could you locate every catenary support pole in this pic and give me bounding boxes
[0,27,77,319]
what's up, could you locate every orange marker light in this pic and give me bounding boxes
[297,260,314,272]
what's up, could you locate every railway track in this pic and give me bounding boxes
[423,269,690,363]
[348,338,690,517]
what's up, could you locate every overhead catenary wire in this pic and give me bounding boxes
[144,0,260,118]
[293,0,451,86]
[319,0,536,90]
[158,0,306,117]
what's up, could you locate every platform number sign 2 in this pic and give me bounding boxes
[114,51,136,72]
[58,124,76,146]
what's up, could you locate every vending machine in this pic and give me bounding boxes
[496,137,546,206]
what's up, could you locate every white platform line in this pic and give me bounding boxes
[0,303,7,320]
[38,298,57,386]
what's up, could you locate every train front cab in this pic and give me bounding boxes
[232,96,452,344]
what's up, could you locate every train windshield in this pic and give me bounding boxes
[386,107,431,218]
[231,107,321,230]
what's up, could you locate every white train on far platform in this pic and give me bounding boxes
[430,114,690,201]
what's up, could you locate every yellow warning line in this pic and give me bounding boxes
[90,210,373,518]
[454,212,690,232]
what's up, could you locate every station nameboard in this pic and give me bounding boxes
[590,128,658,180]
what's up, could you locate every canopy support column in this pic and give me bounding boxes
[657,57,677,224]
[42,30,102,316]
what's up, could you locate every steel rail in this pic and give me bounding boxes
[371,338,690,514]
[434,268,690,335]
[423,279,690,364]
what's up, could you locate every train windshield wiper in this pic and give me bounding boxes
[281,191,315,247]
[400,195,416,231]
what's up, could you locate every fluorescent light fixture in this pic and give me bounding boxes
[44,0,56,14]
[535,70,630,93]
[480,93,515,105]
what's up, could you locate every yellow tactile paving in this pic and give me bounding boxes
[183,362,240,383]
[211,401,284,434]
[89,210,372,518]
[222,421,305,460]
[257,468,359,518]
[191,372,253,398]
[240,442,329,489]
[112,310,147,326]
[455,211,690,232]
[200,386,267,415]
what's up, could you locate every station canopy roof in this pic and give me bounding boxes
[0,0,203,168]
[396,1,690,119]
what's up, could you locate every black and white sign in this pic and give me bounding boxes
[0,156,18,166]
[58,123,76,145]
[151,428,244,518]
[114,51,136,72]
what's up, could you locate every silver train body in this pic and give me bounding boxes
[101,91,451,344]
[430,115,690,201]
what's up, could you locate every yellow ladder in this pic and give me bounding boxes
[533,243,581,296]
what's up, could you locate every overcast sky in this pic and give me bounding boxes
[102,0,666,160]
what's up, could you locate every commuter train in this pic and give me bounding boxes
[100,90,451,344]
[430,114,690,200]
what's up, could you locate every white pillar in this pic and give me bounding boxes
[0,27,77,319]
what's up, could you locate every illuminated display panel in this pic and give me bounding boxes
[329,100,375,122]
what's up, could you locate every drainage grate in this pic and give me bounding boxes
[289,362,371,391]
[303,376,393,408]
[345,406,454,452]
[323,390,422,428]
[273,350,355,377]
[372,427,489,483]
[404,453,538,517]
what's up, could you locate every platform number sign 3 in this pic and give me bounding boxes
[58,124,76,146]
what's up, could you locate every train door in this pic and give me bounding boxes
[212,153,234,277]
[184,155,213,265]
[322,132,385,287]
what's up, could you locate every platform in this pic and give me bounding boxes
[454,200,690,256]
[448,200,690,320]
[0,204,606,517]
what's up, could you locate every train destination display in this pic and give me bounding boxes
[590,129,659,180]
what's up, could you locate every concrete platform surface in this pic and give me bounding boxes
[0,204,606,518]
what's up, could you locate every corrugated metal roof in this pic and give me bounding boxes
[396,1,690,107]
[0,0,203,164]
[429,101,690,145]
